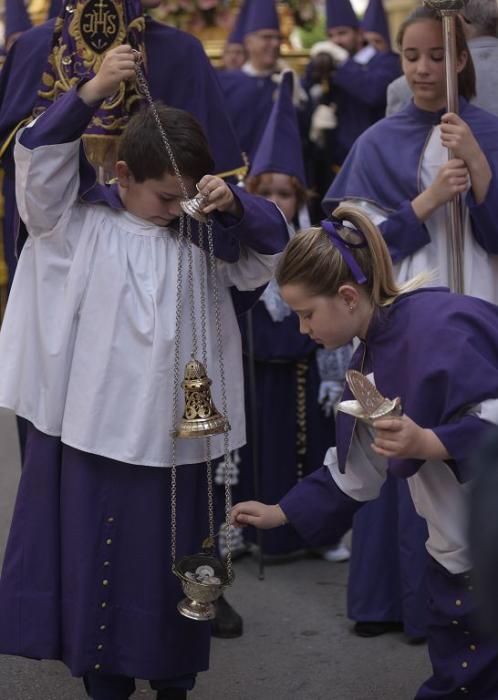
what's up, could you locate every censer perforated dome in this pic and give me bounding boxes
[175,358,229,438]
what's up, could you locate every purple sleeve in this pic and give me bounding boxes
[212,186,288,256]
[379,200,431,263]
[213,188,287,310]
[206,185,288,265]
[433,414,494,483]
[279,465,363,547]
[18,88,97,149]
[333,55,401,109]
[466,166,498,254]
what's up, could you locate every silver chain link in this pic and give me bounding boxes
[206,220,233,582]
[186,216,198,359]
[169,216,186,569]
[197,223,215,546]
[134,59,232,576]
[134,62,188,200]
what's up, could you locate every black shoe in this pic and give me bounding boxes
[405,634,427,645]
[210,595,243,638]
[354,621,404,637]
[156,690,187,700]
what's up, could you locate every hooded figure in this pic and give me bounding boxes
[217,0,284,160]
[230,72,350,562]
[361,0,392,52]
[5,0,61,49]
[304,0,400,167]
[5,0,32,48]
[325,0,359,31]
[220,0,249,71]
[249,71,306,187]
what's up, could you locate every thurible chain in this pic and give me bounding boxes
[134,59,233,576]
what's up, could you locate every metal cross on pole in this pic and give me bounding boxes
[424,0,468,294]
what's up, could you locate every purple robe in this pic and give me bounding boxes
[301,49,400,209]
[348,474,429,639]
[230,304,336,555]
[0,85,287,681]
[216,69,276,161]
[328,50,401,165]
[280,287,498,697]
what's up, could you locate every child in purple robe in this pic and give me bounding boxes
[232,70,350,563]
[238,154,350,562]
[232,205,498,698]
[323,4,498,644]
[211,73,348,640]
[324,6,498,303]
[0,46,288,700]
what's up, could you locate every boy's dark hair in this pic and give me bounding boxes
[118,102,215,183]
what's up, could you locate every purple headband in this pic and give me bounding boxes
[321,219,367,285]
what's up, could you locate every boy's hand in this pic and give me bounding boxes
[230,501,288,529]
[197,175,243,219]
[371,415,449,461]
[78,45,137,106]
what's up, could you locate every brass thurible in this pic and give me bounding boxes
[175,358,230,439]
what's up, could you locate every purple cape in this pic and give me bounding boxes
[336,287,498,481]
[323,98,498,213]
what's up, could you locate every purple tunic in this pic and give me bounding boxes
[279,288,498,697]
[0,85,287,681]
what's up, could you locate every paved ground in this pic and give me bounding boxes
[0,408,430,699]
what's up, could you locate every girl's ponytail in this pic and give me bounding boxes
[276,204,428,305]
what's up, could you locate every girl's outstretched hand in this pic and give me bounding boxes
[230,501,288,530]
[371,414,450,461]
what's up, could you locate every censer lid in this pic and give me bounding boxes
[336,370,402,425]
[184,358,209,381]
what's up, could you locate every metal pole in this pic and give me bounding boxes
[246,309,265,581]
[424,0,466,293]
[441,10,465,293]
